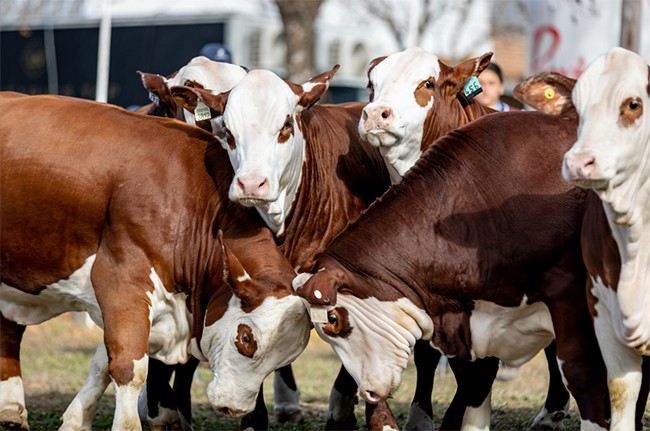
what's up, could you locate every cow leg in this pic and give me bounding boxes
[172,357,200,424]
[0,313,28,430]
[591,312,641,430]
[273,364,302,423]
[326,366,359,430]
[239,383,268,431]
[440,356,498,431]
[91,257,153,431]
[141,358,192,431]
[403,340,440,431]
[60,343,111,431]
[529,341,571,430]
[366,400,399,431]
[634,356,649,430]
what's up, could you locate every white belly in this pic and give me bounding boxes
[469,299,555,365]
[0,255,193,364]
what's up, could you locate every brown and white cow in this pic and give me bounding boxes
[359,47,571,430]
[0,92,310,431]
[171,67,395,429]
[137,55,247,131]
[295,105,612,429]
[561,47,650,430]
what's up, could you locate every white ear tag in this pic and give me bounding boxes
[194,99,212,121]
[309,306,328,323]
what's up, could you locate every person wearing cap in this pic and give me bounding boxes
[475,62,516,112]
[199,43,233,63]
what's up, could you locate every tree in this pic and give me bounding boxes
[275,0,325,82]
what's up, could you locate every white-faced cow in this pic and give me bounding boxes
[295,104,613,429]
[561,47,650,430]
[171,67,395,429]
[359,46,571,430]
[0,92,310,431]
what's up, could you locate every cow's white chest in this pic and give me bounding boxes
[468,299,555,365]
[146,269,193,364]
[0,255,102,326]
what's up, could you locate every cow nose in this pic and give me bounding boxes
[235,174,270,198]
[565,153,596,180]
[362,104,394,130]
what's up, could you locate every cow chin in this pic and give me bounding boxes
[206,377,258,418]
[362,129,401,148]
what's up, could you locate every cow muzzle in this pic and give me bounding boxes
[230,174,275,205]
[359,104,402,147]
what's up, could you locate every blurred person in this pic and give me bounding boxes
[476,62,516,112]
[199,42,233,63]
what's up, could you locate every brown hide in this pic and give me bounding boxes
[280,101,391,272]
[0,92,295,377]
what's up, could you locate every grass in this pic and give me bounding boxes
[9,314,650,430]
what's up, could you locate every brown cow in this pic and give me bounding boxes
[0,92,310,431]
[358,46,571,430]
[295,106,611,429]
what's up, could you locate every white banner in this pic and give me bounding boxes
[525,0,650,78]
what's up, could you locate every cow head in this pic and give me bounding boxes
[200,233,311,417]
[359,47,492,180]
[140,55,247,132]
[293,261,432,405]
[213,66,339,235]
[562,47,650,217]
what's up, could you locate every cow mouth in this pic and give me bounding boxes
[215,406,248,419]
[363,129,401,147]
[237,197,273,207]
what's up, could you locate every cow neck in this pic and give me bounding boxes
[277,104,390,272]
[420,95,493,153]
[600,172,650,347]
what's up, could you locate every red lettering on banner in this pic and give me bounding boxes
[531,25,588,78]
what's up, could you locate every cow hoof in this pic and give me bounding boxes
[0,418,29,431]
[240,411,268,431]
[325,412,358,430]
[529,410,568,430]
[403,402,434,431]
[275,410,303,424]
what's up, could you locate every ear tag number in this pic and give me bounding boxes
[309,306,328,323]
[463,76,483,100]
[194,99,212,121]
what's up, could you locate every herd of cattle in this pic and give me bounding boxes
[0,45,648,431]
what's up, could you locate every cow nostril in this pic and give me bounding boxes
[236,178,245,192]
[218,407,232,417]
[258,178,268,190]
[361,110,368,121]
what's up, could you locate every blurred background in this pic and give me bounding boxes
[0,0,648,109]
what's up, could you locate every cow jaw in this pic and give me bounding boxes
[200,294,310,416]
[312,295,432,404]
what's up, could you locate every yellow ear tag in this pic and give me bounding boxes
[544,88,555,99]
[194,99,212,121]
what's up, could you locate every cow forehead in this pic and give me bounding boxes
[372,47,441,93]
[169,57,246,93]
[225,70,298,130]
[573,48,649,114]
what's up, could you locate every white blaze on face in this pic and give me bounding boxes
[222,70,305,235]
[200,294,310,417]
[360,47,441,179]
[312,295,432,404]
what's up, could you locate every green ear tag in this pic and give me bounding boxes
[194,99,212,121]
[463,76,483,100]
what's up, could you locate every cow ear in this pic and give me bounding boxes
[137,71,174,107]
[289,64,340,112]
[367,56,387,78]
[438,52,493,100]
[171,86,228,118]
[294,269,339,306]
[513,72,576,116]
[218,231,262,310]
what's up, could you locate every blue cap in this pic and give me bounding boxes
[199,43,232,63]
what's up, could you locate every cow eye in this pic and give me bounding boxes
[284,121,293,130]
[242,332,250,344]
[235,323,257,358]
[629,100,640,110]
[424,80,434,89]
[327,312,337,325]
